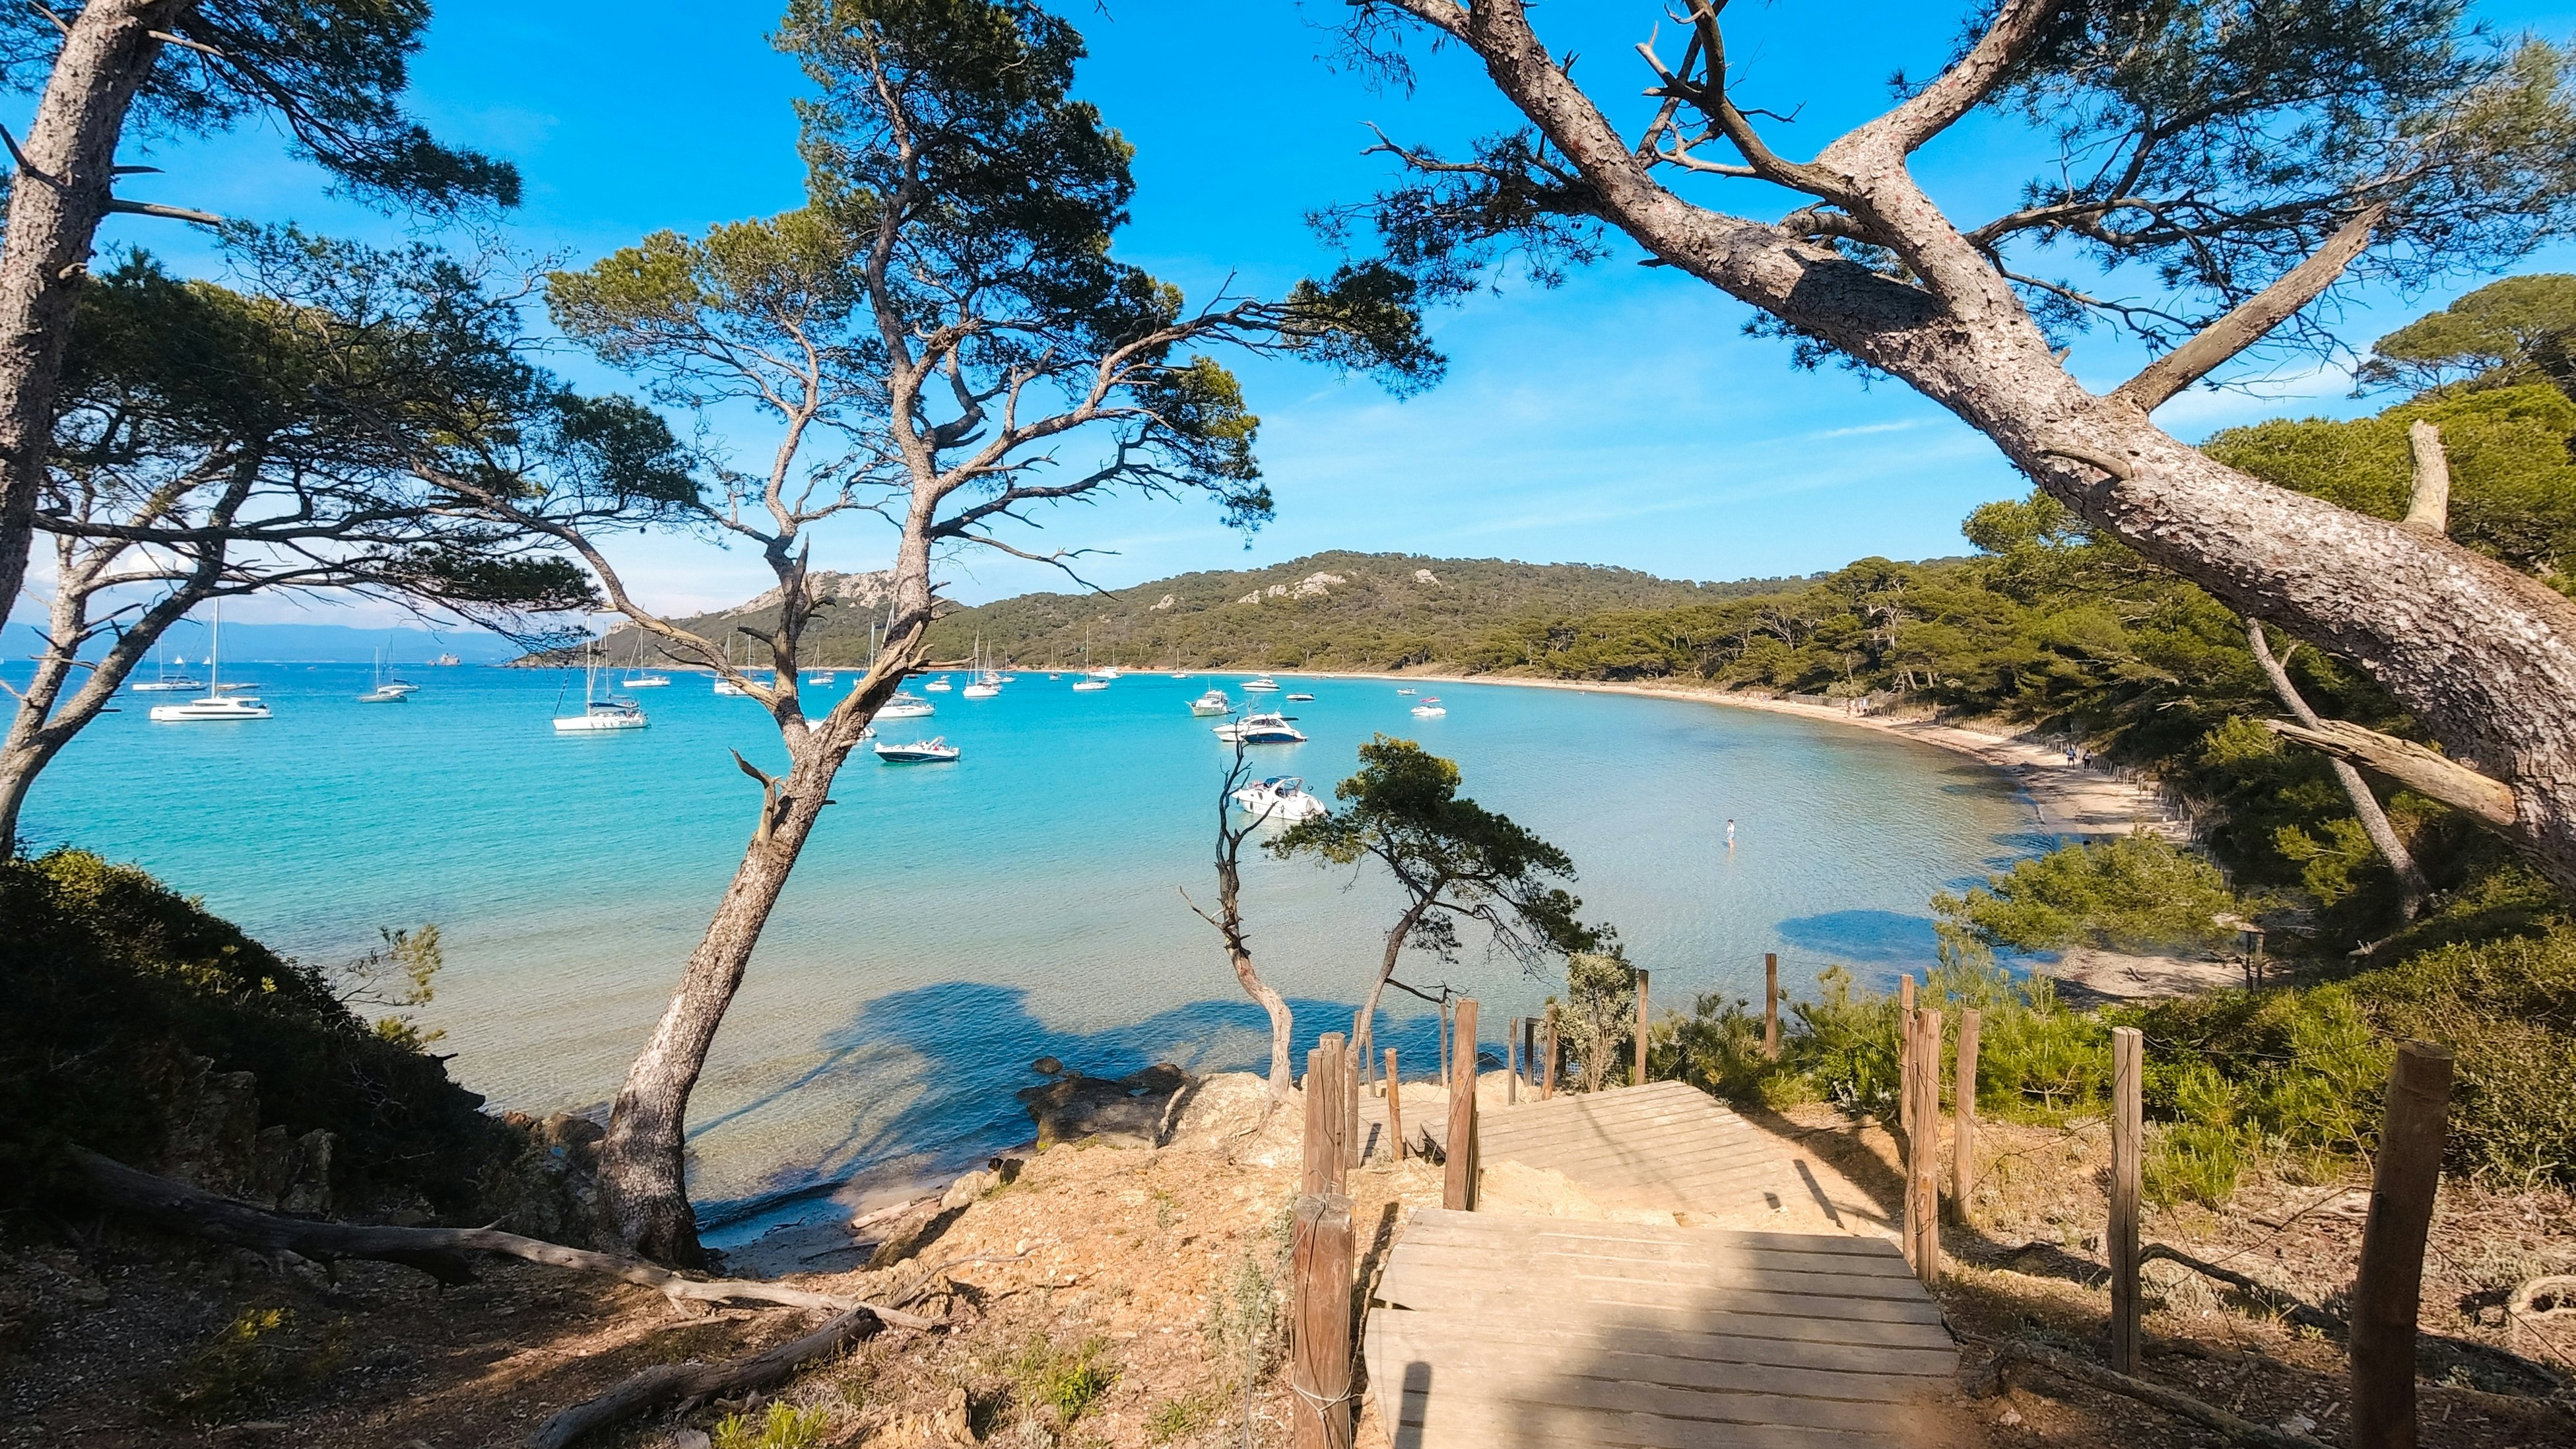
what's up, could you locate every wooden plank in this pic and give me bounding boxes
[1375,1372,1937,1447]
[1391,1226,1915,1280]
[1482,1112,1768,1154]
[1375,1355,1932,1433]
[1399,1209,1907,1262]
[1362,1309,1959,1378]
[1371,1273,1952,1339]
[1379,1242,1933,1304]
[1375,1395,1920,1449]
[1367,1322,1942,1401]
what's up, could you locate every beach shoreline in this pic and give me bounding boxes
[1265,667,2186,844]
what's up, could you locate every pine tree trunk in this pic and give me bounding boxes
[0,0,184,624]
[596,737,856,1264]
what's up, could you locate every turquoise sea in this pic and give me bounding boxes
[18,663,2043,1240]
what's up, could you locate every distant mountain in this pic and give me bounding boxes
[603,553,1814,673]
[0,620,520,664]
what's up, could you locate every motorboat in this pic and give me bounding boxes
[878,692,936,720]
[1396,687,1416,696]
[874,735,960,764]
[1047,672,1062,681]
[556,643,648,731]
[623,671,671,688]
[1285,692,1315,702]
[1168,672,1189,679]
[1411,698,1447,717]
[1189,689,1232,716]
[150,600,270,722]
[713,675,749,696]
[1071,676,1111,691]
[1213,712,1305,745]
[807,670,836,685]
[1242,675,1280,692]
[922,675,954,692]
[1231,775,1327,823]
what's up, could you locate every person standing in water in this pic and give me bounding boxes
[1726,819,1736,850]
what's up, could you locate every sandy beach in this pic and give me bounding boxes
[1294,669,2187,844]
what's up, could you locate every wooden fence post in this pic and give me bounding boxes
[1952,1009,1981,1225]
[1444,999,1479,1210]
[2109,1025,2143,1374]
[1522,1017,1535,1093]
[1290,1190,1356,1449]
[1505,1017,1519,1106]
[1437,999,1451,1088]
[1634,967,1651,1087]
[1909,1009,1943,1285]
[1344,1026,1362,1168]
[1898,974,1917,1141]
[1385,1049,1405,1161]
[1763,953,1781,1060]
[1543,1024,1559,1100]
[1304,1034,1347,1197]
[2352,1041,2455,1449]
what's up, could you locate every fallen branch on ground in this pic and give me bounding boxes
[1978,1339,2333,1449]
[525,1303,886,1449]
[528,1245,985,1447]
[67,1147,933,1321]
[2510,1275,2576,1321]
[2141,1242,2345,1334]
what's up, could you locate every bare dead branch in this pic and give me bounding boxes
[2262,718,2517,828]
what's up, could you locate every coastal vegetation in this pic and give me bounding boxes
[1271,735,1600,1075]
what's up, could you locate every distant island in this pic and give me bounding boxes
[583,550,1835,674]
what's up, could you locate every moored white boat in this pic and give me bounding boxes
[1189,689,1232,716]
[1242,675,1280,692]
[556,643,648,731]
[1213,712,1305,745]
[1411,698,1447,717]
[1071,677,1110,691]
[150,601,269,722]
[874,735,960,764]
[922,675,954,692]
[1230,775,1327,823]
[878,692,936,719]
[624,672,671,688]
[807,670,836,685]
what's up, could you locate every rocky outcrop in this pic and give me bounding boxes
[1015,1062,1192,1149]
[144,1048,335,1215]
[478,1112,607,1247]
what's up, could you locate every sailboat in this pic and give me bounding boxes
[131,642,204,693]
[621,642,671,689]
[713,636,751,695]
[962,633,1001,698]
[1071,624,1111,689]
[150,600,270,721]
[357,648,411,703]
[555,642,647,732]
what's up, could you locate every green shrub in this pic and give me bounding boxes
[0,850,512,1212]
[712,1402,831,1449]
[1012,1335,1115,1426]
[2146,1123,2251,1207]
[1784,966,1901,1116]
[157,1306,345,1424]
[1934,834,2240,955]
[1146,1390,1218,1442]
[1656,994,1811,1109]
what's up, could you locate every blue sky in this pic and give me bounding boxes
[46,0,2576,619]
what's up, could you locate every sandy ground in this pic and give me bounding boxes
[1300,669,2186,844]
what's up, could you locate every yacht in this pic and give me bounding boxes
[1189,689,1232,717]
[807,670,836,686]
[556,644,648,732]
[624,671,672,689]
[150,601,270,722]
[1285,692,1315,702]
[1242,675,1280,692]
[1410,698,1447,717]
[878,692,936,720]
[1213,712,1305,745]
[1071,676,1110,691]
[1396,687,1416,696]
[1231,776,1327,823]
[874,735,960,764]
[713,675,749,696]
[921,675,954,692]
[1168,672,1189,679]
